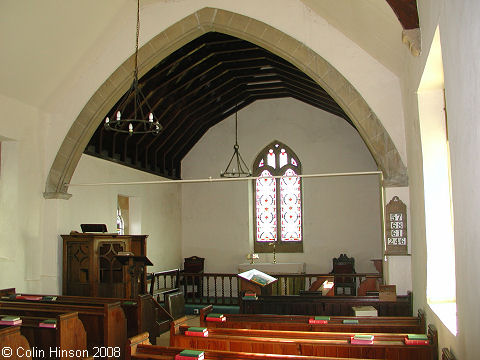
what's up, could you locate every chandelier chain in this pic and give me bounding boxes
[134,0,140,83]
[220,105,251,178]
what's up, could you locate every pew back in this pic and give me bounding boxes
[200,306,425,334]
[0,301,125,360]
[0,289,168,344]
[242,293,413,316]
[170,323,438,360]
[0,311,88,360]
[128,332,381,360]
[0,326,32,360]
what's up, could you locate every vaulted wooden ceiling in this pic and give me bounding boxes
[85,32,350,179]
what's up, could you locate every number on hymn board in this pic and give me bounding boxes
[391,221,404,229]
[389,213,403,221]
[390,229,403,237]
[387,238,406,245]
[385,196,408,255]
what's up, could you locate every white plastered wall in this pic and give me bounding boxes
[400,0,480,358]
[0,94,47,292]
[59,155,183,279]
[181,98,383,275]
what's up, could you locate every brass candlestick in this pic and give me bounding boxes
[268,242,277,264]
[247,253,259,264]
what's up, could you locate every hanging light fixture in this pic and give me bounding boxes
[220,107,251,178]
[104,0,162,136]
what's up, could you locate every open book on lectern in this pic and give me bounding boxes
[238,269,277,286]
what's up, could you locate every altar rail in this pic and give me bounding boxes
[149,271,383,306]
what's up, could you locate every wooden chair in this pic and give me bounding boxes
[182,256,204,298]
[331,253,357,296]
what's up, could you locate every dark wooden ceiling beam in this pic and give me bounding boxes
[86,32,355,179]
[148,72,293,159]
[385,0,419,29]
[170,97,258,170]
[143,73,242,162]
[155,82,250,159]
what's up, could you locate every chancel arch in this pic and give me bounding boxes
[44,7,407,199]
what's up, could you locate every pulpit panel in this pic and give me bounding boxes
[62,233,148,298]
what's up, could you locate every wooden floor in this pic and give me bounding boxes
[156,315,200,346]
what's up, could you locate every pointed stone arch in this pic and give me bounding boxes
[44,7,407,199]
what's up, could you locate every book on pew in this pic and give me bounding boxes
[122,300,137,306]
[343,319,359,324]
[242,291,258,300]
[350,334,374,345]
[352,305,378,316]
[15,295,43,301]
[405,334,429,345]
[175,350,205,360]
[308,316,330,324]
[0,316,22,325]
[42,296,57,301]
[185,327,209,337]
[206,313,226,322]
[39,319,57,328]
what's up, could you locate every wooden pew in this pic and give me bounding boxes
[127,332,383,360]
[0,326,32,360]
[0,288,170,344]
[200,305,425,334]
[241,292,413,316]
[170,322,438,360]
[0,311,88,360]
[0,300,125,360]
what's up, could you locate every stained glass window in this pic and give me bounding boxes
[280,168,302,241]
[253,141,303,253]
[279,149,288,168]
[116,207,125,235]
[267,149,276,168]
[256,170,277,242]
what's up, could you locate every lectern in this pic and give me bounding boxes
[238,269,277,296]
[116,255,153,299]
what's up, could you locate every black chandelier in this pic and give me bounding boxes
[220,107,251,178]
[104,0,162,136]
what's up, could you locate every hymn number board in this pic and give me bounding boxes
[385,196,408,255]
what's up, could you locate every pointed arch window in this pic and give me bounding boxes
[254,141,303,253]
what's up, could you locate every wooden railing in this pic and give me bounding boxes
[181,272,239,305]
[148,269,180,303]
[149,271,383,306]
